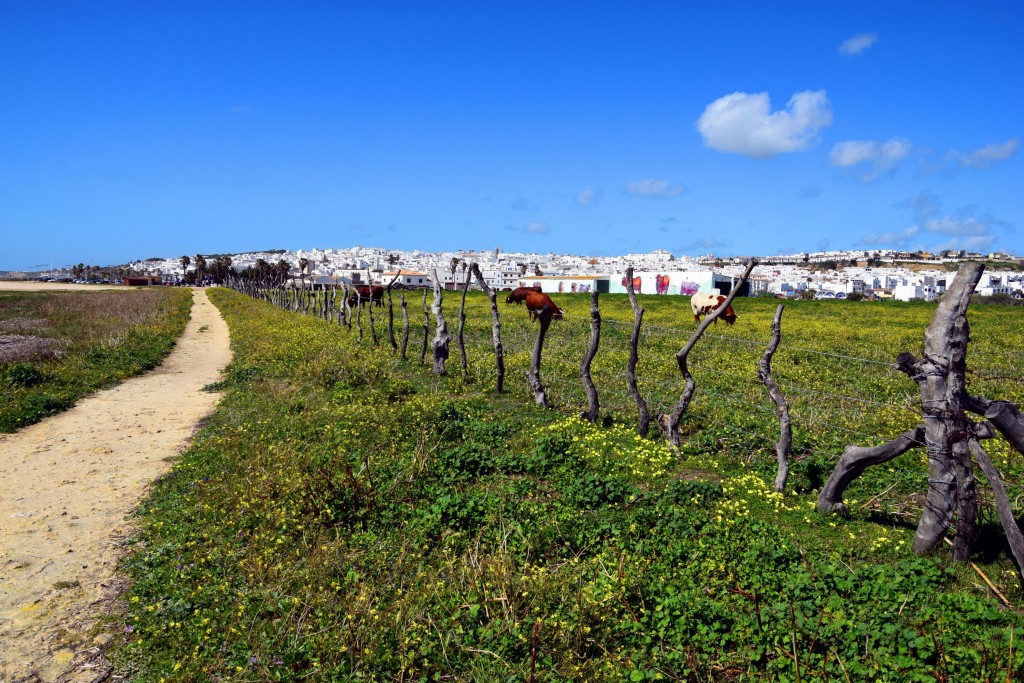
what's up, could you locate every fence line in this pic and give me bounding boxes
[224,283,1024,483]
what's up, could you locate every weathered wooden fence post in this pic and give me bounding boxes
[386,273,400,351]
[470,263,505,393]
[527,315,551,407]
[625,266,650,436]
[580,290,601,423]
[366,288,379,346]
[355,291,364,343]
[420,288,429,364]
[458,263,470,374]
[894,262,982,558]
[815,263,1024,574]
[759,304,792,492]
[341,285,351,330]
[400,294,410,360]
[430,269,451,375]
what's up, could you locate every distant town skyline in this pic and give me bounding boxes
[2,3,1021,271]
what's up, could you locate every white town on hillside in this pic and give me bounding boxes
[18,246,1024,302]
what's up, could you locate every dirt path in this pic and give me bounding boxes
[0,288,232,682]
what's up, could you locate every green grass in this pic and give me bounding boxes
[0,288,193,432]
[112,287,1024,681]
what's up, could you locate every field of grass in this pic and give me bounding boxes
[0,287,193,432]
[112,287,1024,681]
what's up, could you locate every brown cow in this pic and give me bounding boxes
[523,291,563,321]
[690,292,737,325]
[347,285,384,307]
[505,286,543,305]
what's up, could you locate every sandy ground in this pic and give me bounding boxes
[0,288,232,682]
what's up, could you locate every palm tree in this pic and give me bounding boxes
[194,255,207,285]
[449,257,460,288]
[299,257,310,289]
[180,255,191,283]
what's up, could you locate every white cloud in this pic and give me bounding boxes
[838,32,878,56]
[830,140,877,167]
[625,178,684,198]
[575,187,601,207]
[829,137,911,180]
[948,137,1019,170]
[696,90,833,159]
[525,221,550,235]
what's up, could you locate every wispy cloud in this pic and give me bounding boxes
[838,32,878,56]
[829,138,911,181]
[947,137,1019,170]
[800,183,822,199]
[504,221,551,235]
[857,190,1008,251]
[858,226,920,247]
[625,178,684,198]
[696,90,833,159]
[678,238,730,253]
[575,187,601,207]
[511,197,538,211]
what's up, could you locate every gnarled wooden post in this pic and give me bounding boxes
[400,294,410,360]
[896,262,983,558]
[817,263,987,560]
[665,259,757,447]
[457,263,470,373]
[580,290,600,423]
[527,314,551,407]
[471,263,505,393]
[420,288,429,364]
[625,267,650,436]
[759,304,792,492]
[430,269,451,375]
[355,290,364,343]
[341,285,351,330]
[386,273,400,351]
[366,287,379,346]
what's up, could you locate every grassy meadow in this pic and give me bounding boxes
[112,286,1024,681]
[0,287,193,432]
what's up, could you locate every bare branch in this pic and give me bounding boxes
[817,427,925,515]
[968,437,1024,579]
[666,259,757,447]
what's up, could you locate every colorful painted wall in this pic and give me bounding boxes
[607,270,716,295]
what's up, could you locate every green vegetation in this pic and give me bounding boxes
[114,288,1024,680]
[0,288,192,432]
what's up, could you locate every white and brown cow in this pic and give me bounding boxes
[690,292,737,325]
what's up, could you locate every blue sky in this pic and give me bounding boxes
[2,1,1021,270]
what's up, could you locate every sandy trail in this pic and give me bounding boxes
[0,288,232,682]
